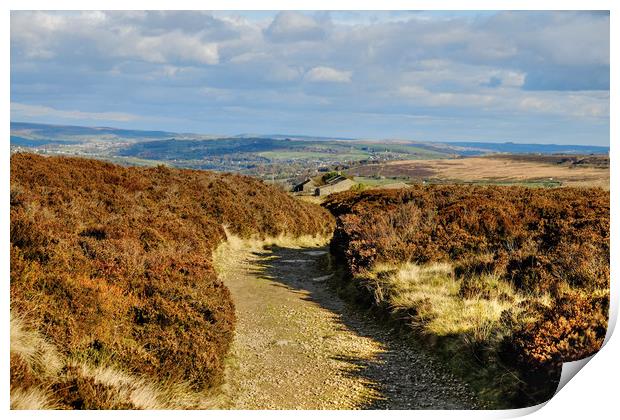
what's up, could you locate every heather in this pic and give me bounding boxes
[323,186,609,407]
[10,153,333,409]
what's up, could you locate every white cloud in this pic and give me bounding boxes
[113,29,219,65]
[397,82,608,119]
[11,103,139,122]
[9,11,610,144]
[500,71,526,88]
[11,11,220,66]
[264,11,327,42]
[516,92,609,118]
[305,66,352,83]
[398,85,495,108]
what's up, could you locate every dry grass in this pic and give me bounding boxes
[57,362,225,409]
[353,156,609,189]
[10,313,60,410]
[365,262,518,337]
[221,227,331,252]
[295,195,326,205]
[324,185,609,407]
[10,304,226,409]
[10,313,62,380]
[11,387,55,410]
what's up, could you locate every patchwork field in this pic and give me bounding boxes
[347,155,609,189]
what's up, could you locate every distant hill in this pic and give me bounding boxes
[236,133,356,141]
[10,135,74,147]
[119,137,289,160]
[10,122,608,182]
[11,122,609,155]
[10,121,219,143]
[439,141,609,155]
[11,121,179,142]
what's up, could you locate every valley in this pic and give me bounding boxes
[10,122,609,190]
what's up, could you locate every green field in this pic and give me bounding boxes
[258,150,370,161]
[426,178,564,188]
[352,176,411,186]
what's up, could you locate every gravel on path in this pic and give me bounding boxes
[214,243,479,410]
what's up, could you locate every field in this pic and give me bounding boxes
[12,123,610,191]
[10,153,333,409]
[257,150,370,162]
[10,123,453,184]
[323,186,609,407]
[352,176,411,187]
[346,155,609,189]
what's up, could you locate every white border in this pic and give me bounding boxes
[3,1,618,11]
[3,1,616,419]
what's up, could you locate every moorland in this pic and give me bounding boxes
[324,186,609,406]
[9,129,610,409]
[11,122,609,188]
[10,153,332,408]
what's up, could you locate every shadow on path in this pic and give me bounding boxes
[249,245,479,409]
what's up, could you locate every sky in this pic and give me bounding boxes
[10,10,610,145]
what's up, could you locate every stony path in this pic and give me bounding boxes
[214,243,479,409]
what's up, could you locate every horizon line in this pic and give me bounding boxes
[10,120,610,149]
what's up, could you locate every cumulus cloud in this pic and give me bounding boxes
[264,11,328,42]
[120,31,219,64]
[305,66,352,83]
[9,11,610,144]
[11,11,221,66]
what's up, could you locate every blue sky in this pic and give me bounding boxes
[10,11,610,145]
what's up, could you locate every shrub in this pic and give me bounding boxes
[503,293,609,367]
[324,186,609,295]
[10,153,333,408]
[323,185,609,407]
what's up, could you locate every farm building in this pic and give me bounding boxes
[293,173,357,196]
[314,176,356,196]
[292,178,319,194]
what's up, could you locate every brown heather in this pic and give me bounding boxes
[324,186,609,406]
[10,153,333,409]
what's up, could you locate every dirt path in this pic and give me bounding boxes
[214,243,479,409]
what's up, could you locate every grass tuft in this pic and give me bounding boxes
[324,185,609,407]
